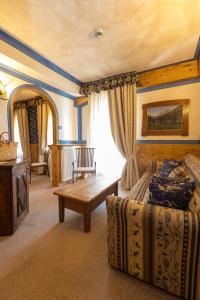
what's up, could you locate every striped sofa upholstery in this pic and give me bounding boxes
[106,155,200,300]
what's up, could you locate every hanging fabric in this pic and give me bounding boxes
[87,91,125,177]
[108,83,139,189]
[15,103,30,160]
[37,99,48,174]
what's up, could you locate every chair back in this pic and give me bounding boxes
[76,148,95,168]
[44,148,50,163]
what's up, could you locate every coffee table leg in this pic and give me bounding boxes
[84,212,91,233]
[59,196,65,222]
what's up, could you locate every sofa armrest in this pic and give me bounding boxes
[146,159,157,173]
[106,196,200,299]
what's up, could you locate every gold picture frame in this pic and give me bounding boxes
[141,99,189,136]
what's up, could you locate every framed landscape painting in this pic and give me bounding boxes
[141,99,189,136]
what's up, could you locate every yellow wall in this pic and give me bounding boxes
[0,72,77,141]
[137,82,200,141]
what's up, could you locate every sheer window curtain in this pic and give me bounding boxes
[47,106,53,179]
[14,112,23,159]
[37,100,48,174]
[87,91,125,178]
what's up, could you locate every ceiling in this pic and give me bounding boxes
[14,89,40,101]
[1,0,200,82]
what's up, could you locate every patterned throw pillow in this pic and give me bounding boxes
[168,165,186,178]
[148,180,196,210]
[151,176,190,185]
[155,161,163,175]
[159,160,182,177]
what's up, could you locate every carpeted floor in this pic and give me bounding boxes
[0,176,177,300]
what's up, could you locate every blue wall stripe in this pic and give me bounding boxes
[137,140,200,144]
[80,102,88,107]
[137,77,200,93]
[58,140,200,145]
[0,27,82,86]
[58,140,86,145]
[194,37,200,58]
[77,106,83,143]
[0,63,76,100]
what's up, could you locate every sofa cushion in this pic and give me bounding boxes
[159,159,182,177]
[184,154,200,216]
[151,175,190,184]
[168,165,186,178]
[148,180,196,210]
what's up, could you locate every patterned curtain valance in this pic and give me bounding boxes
[14,96,46,109]
[80,71,139,95]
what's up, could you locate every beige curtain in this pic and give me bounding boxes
[16,104,30,160]
[37,100,48,173]
[108,83,139,189]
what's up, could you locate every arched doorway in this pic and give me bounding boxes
[8,84,58,144]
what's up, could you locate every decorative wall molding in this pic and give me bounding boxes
[137,140,200,144]
[0,27,82,86]
[138,59,199,88]
[137,76,200,93]
[75,97,88,106]
[0,63,76,100]
[138,58,195,75]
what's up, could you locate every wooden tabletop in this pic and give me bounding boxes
[54,175,120,203]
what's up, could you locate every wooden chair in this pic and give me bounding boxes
[72,148,96,182]
[30,149,50,183]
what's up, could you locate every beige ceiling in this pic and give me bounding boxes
[1,0,200,82]
[14,89,40,101]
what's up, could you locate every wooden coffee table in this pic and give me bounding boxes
[54,175,119,233]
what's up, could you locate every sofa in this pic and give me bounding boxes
[106,154,200,300]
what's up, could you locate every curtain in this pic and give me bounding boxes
[14,112,23,159]
[88,91,125,177]
[37,100,48,174]
[16,104,30,160]
[107,83,139,189]
[47,105,53,146]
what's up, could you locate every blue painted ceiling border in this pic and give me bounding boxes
[0,28,199,87]
[194,37,200,59]
[0,62,76,100]
[0,27,82,86]
[137,140,200,144]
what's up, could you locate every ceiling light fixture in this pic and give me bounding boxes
[94,28,104,38]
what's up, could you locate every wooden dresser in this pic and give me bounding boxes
[0,159,30,236]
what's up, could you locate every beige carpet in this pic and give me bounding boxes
[0,176,177,300]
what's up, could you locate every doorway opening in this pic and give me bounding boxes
[8,84,58,179]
